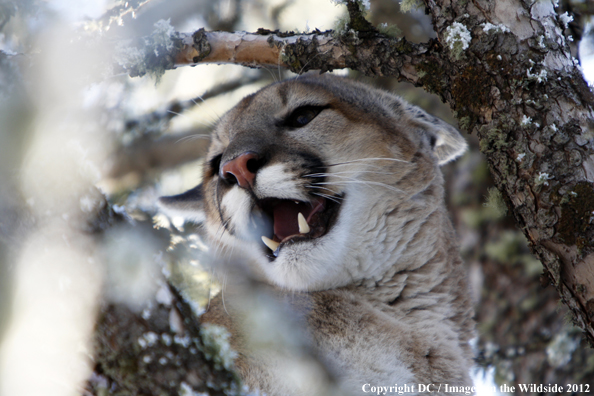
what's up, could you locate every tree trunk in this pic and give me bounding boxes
[421,0,594,347]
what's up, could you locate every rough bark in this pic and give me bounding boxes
[420,0,594,348]
[118,0,594,347]
[441,145,594,388]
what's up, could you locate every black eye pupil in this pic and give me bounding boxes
[285,105,328,128]
[296,114,310,125]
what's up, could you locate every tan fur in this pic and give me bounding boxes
[160,75,475,395]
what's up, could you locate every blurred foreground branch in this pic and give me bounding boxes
[87,284,244,396]
[107,128,210,179]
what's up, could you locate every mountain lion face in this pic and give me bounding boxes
[161,75,467,292]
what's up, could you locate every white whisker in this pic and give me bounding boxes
[307,170,393,177]
[175,134,212,144]
[311,192,343,204]
[306,184,339,195]
[326,157,409,167]
[262,66,279,83]
[190,95,221,125]
[221,276,229,315]
[319,174,386,184]
[167,110,187,118]
[313,180,402,194]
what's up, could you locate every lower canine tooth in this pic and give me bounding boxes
[262,236,280,251]
[298,212,310,234]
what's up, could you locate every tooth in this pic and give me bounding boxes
[262,236,280,252]
[298,212,310,234]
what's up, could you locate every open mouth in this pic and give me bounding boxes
[255,194,342,259]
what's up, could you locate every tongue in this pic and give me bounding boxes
[272,198,325,241]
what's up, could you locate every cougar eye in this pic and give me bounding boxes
[209,154,222,175]
[285,105,328,128]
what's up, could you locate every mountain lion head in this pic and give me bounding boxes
[160,75,467,292]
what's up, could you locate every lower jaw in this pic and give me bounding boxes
[264,236,309,260]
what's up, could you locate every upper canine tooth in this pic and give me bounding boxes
[262,236,280,252]
[298,212,310,234]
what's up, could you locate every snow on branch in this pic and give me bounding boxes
[113,22,440,86]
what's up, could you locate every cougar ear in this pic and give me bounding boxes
[406,104,467,165]
[429,118,468,165]
[158,184,204,223]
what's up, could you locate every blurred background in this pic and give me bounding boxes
[1,1,593,395]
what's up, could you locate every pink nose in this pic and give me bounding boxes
[220,152,259,189]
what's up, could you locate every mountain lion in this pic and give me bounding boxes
[160,75,475,395]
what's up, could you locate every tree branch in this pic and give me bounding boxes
[115,25,445,86]
[107,128,210,179]
[175,28,441,83]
